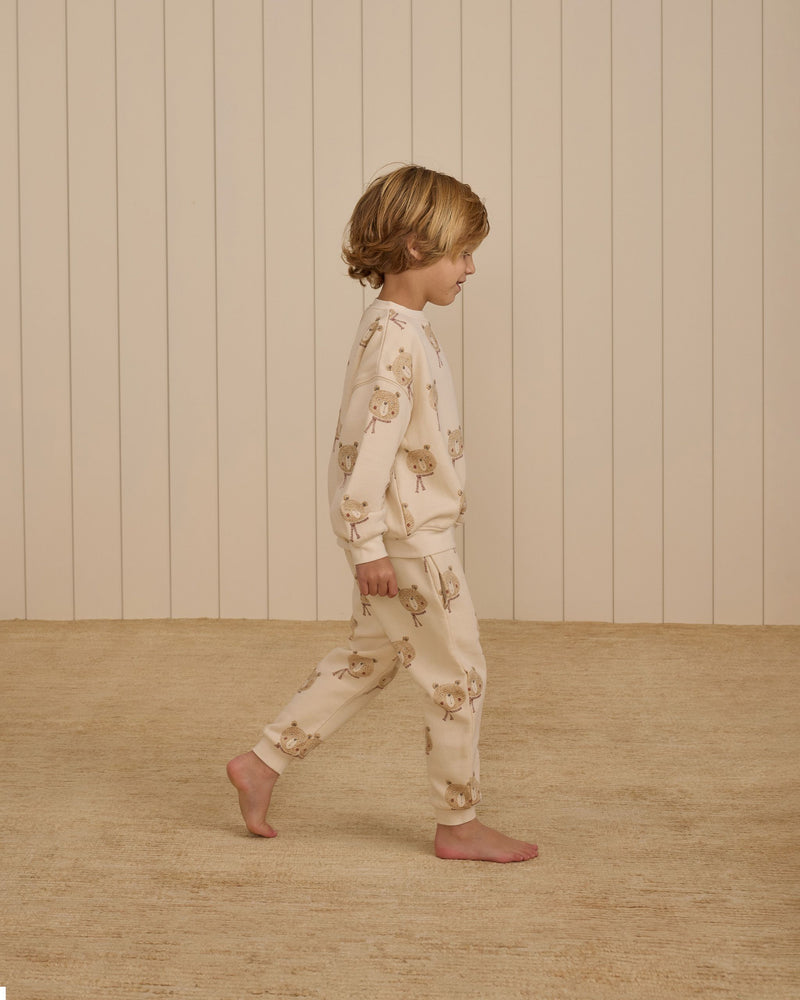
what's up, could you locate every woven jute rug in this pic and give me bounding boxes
[1,619,798,999]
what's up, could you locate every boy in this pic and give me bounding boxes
[228,165,538,863]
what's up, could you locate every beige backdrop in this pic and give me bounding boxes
[1,0,798,625]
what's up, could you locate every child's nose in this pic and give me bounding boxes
[466,257,476,275]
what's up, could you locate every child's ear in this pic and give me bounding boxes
[406,236,422,261]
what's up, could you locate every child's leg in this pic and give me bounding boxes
[228,577,400,835]
[252,594,400,774]
[366,549,537,862]
[365,549,486,825]
[230,549,537,858]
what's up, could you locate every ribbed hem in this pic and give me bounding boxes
[384,527,456,559]
[342,526,456,563]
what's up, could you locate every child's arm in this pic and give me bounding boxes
[355,556,398,598]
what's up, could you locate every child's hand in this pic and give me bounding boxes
[355,556,399,598]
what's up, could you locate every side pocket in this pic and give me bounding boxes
[421,555,443,610]
[425,551,463,613]
[386,473,413,538]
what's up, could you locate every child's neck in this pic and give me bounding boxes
[378,273,426,312]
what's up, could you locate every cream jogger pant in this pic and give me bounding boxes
[253,547,487,826]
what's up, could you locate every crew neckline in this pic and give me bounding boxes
[373,297,427,321]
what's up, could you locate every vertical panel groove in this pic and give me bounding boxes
[16,0,28,619]
[361,0,364,183]
[261,0,269,618]
[710,0,715,623]
[560,0,566,621]
[509,0,515,617]
[660,0,665,623]
[610,0,615,621]
[212,0,220,618]
[114,0,124,616]
[659,0,664,625]
[311,0,319,620]
[763,0,770,626]
[162,0,173,619]
[64,0,76,620]
[459,0,465,574]
[409,1,414,163]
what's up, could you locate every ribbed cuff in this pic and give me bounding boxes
[347,536,390,565]
[433,806,478,826]
[252,737,291,775]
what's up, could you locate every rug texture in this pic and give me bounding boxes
[0,619,798,1000]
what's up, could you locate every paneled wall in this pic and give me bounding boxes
[1,0,798,624]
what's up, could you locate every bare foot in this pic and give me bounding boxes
[226,751,279,837]
[434,819,538,863]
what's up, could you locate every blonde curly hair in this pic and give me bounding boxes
[342,165,489,289]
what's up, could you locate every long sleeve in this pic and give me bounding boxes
[328,300,466,564]
[329,307,415,563]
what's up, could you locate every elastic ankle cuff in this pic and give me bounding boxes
[434,807,477,826]
[253,738,290,775]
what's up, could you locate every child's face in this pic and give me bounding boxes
[417,249,477,307]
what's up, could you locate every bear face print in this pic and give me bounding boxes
[439,566,461,612]
[432,680,466,721]
[406,445,437,493]
[365,387,402,434]
[423,322,443,367]
[466,667,483,711]
[445,776,481,810]
[447,428,464,465]
[387,348,414,398]
[333,652,377,681]
[340,496,369,541]
[392,635,416,669]
[399,584,428,627]
[277,722,321,759]
[337,442,358,483]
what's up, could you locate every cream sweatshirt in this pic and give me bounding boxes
[328,298,466,564]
